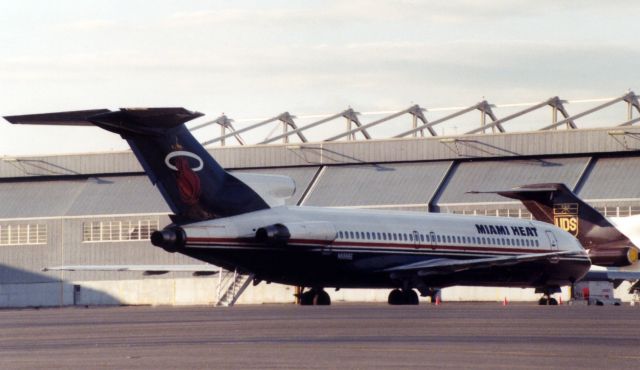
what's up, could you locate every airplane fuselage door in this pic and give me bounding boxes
[545,230,560,263]
[429,231,437,250]
[545,230,558,250]
[412,230,420,249]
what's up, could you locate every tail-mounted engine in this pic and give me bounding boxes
[589,246,639,267]
[255,224,291,244]
[151,226,186,253]
[255,221,336,246]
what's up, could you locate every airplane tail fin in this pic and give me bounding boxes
[4,108,270,222]
[471,183,638,267]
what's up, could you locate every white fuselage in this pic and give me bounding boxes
[170,206,590,291]
[183,206,585,257]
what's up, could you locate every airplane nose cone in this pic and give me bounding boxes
[151,227,185,253]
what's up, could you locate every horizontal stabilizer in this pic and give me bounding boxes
[5,108,204,136]
[4,109,111,126]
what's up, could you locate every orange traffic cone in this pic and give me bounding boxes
[502,297,509,306]
[435,295,441,305]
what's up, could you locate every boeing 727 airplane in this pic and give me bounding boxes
[475,183,640,298]
[4,108,591,305]
[474,183,640,267]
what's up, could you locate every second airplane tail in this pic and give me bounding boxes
[473,183,638,267]
[4,108,271,222]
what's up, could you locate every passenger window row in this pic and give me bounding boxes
[336,230,540,247]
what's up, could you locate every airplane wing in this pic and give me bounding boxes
[42,265,220,276]
[600,270,640,281]
[581,269,640,292]
[384,250,575,277]
[581,269,640,283]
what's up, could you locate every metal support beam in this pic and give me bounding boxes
[327,105,431,142]
[260,108,367,144]
[396,103,477,138]
[540,92,637,131]
[344,109,371,140]
[477,101,502,133]
[217,115,244,146]
[408,105,432,137]
[623,92,640,121]
[190,120,214,132]
[346,114,354,140]
[394,105,434,137]
[192,115,245,146]
[276,112,307,144]
[201,113,289,146]
[465,97,573,134]
[195,91,639,146]
[548,97,575,129]
[617,116,640,127]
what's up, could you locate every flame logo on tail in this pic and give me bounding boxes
[165,149,204,206]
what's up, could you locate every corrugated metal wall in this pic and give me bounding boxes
[0,177,168,219]
[578,157,640,200]
[303,162,451,207]
[435,157,591,206]
[65,176,170,215]
[0,181,86,218]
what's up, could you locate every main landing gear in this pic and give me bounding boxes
[388,289,419,305]
[298,288,331,305]
[538,296,558,305]
[536,286,561,305]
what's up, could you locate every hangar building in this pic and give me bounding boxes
[2,94,640,307]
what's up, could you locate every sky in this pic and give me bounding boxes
[1,0,639,155]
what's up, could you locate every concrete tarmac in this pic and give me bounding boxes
[1,302,640,369]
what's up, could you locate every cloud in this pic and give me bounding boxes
[2,39,637,96]
[3,1,640,123]
[57,19,118,31]
[170,8,316,25]
[166,1,640,27]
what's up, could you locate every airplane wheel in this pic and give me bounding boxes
[388,289,404,305]
[299,290,315,305]
[538,297,548,305]
[403,289,419,305]
[548,298,558,306]
[313,290,331,305]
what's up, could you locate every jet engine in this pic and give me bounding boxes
[588,246,639,267]
[255,221,336,245]
[151,226,186,253]
[255,224,291,244]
